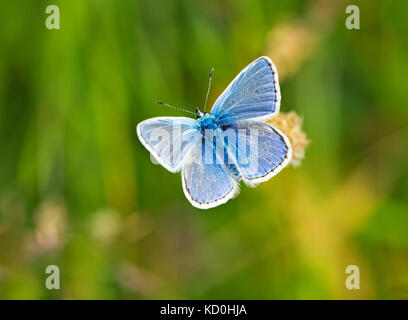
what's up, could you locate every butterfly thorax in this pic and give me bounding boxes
[195,113,219,134]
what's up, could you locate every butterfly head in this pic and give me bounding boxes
[196,107,206,119]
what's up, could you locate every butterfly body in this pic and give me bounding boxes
[137,57,292,209]
[196,113,218,131]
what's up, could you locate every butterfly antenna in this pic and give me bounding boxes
[154,100,195,115]
[203,67,214,113]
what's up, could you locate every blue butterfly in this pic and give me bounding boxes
[137,56,292,209]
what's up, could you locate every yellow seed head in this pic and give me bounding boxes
[268,111,310,167]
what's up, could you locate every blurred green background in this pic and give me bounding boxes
[0,0,407,299]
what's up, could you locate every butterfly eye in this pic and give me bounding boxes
[196,107,204,119]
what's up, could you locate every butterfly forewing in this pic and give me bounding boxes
[137,117,199,172]
[210,56,281,123]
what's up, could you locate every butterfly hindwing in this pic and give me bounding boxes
[182,134,238,209]
[220,121,292,185]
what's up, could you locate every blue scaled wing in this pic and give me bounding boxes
[137,117,200,172]
[210,56,281,123]
[221,121,292,185]
[182,135,239,209]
